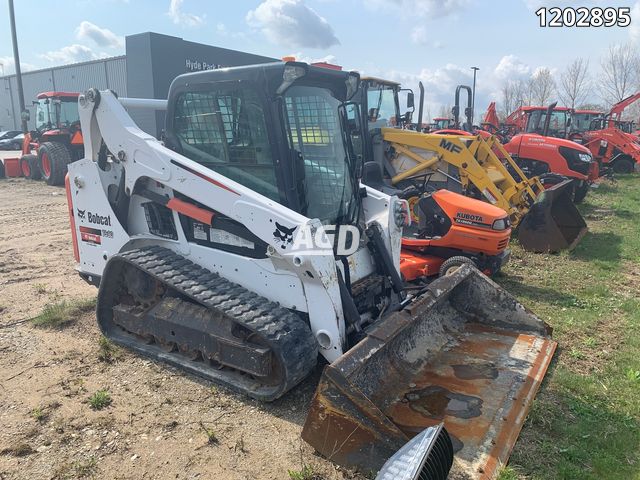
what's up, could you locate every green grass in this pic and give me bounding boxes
[288,465,319,480]
[496,175,640,480]
[31,298,96,328]
[88,390,112,410]
[97,336,120,363]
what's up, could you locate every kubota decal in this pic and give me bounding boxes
[454,212,491,228]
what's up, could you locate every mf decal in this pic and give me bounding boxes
[273,222,297,249]
[439,138,463,154]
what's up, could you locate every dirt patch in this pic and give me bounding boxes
[0,179,361,480]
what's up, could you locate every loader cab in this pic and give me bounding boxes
[165,62,363,227]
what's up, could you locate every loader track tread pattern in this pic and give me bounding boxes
[98,246,318,401]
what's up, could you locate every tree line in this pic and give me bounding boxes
[500,42,639,118]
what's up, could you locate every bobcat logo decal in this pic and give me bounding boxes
[77,209,86,220]
[273,222,297,249]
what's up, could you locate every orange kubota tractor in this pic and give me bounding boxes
[495,103,598,202]
[19,92,83,185]
[568,93,640,173]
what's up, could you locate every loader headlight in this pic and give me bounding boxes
[375,423,453,480]
[578,153,592,163]
[492,218,509,231]
[600,140,608,148]
[394,199,411,228]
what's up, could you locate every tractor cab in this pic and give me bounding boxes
[34,92,81,136]
[523,105,571,138]
[432,117,453,130]
[570,109,602,135]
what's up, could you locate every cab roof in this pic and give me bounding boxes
[360,76,400,87]
[37,91,80,99]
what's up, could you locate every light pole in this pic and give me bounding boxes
[471,66,479,127]
[8,0,27,132]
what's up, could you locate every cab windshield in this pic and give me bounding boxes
[173,82,359,226]
[526,110,568,137]
[571,112,600,133]
[366,83,398,130]
[284,85,358,225]
[35,97,79,131]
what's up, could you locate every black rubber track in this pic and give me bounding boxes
[96,246,318,401]
[38,142,71,186]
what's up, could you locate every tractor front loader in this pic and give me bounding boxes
[67,62,557,479]
[359,78,587,253]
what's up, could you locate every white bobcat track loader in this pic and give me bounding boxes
[66,62,556,479]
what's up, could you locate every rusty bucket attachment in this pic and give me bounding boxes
[517,179,588,253]
[302,265,556,479]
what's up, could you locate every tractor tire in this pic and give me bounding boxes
[612,157,634,174]
[439,256,476,277]
[20,154,41,180]
[38,142,71,186]
[0,160,5,179]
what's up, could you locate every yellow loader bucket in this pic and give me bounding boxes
[302,265,556,479]
[517,180,588,253]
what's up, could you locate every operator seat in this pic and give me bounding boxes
[415,194,451,238]
[362,161,401,195]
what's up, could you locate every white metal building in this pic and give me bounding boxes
[0,56,126,131]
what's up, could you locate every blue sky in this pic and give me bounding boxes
[1,0,638,116]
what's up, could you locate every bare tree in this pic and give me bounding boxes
[500,78,532,117]
[438,104,452,118]
[599,43,639,106]
[558,58,591,108]
[529,68,556,105]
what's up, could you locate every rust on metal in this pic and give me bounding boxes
[302,265,557,479]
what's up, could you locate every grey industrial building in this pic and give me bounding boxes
[0,32,275,137]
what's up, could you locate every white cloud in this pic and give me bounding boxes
[494,55,531,80]
[39,44,104,64]
[167,0,205,27]
[286,52,337,64]
[367,0,470,18]
[247,0,339,49]
[631,2,640,43]
[76,21,123,49]
[0,56,37,76]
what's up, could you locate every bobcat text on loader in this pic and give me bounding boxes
[66,61,556,479]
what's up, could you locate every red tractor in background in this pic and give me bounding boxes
[446,90,598,203]
[569,94,640,173]
[504,98,640,174]
[19,92,83,185]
